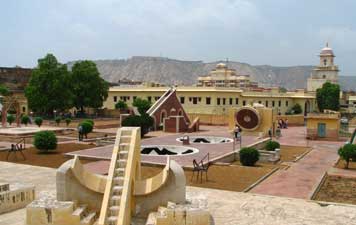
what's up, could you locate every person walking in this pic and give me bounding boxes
[78,125,83,141]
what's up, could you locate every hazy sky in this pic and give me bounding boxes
[1,0,356,75]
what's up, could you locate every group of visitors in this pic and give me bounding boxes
[277,119,288,129]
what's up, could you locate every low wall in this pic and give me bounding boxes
[213,138,270,164]
[307,128,339,140]
[187,113,228,126]
[276,114,305,126]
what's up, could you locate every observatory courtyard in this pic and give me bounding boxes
[1,45,356,224]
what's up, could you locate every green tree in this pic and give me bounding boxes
[316,81,340,112]
[338,144,356,169]
[7,114,15,125]
[55,117,61,126]
[239,147,260,166]
[65,118,72,127]
[79,121,93,138]
[25,54,73,116]
[122,114,154,137]
[21,115,30,126]
[265,140,280,151]
[34,117,43,127]
[115,100,128,110]
[0,85,9,96]
[71,60,109,113]
[133,98,152,115]
[279,87,287,93]
[34,131,57,152]
[292,103,302,114]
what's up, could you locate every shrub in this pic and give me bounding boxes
[34,131,57,152]
[54,116,61,126]
[292,103,302,114]
[83,119,94,126]
[7,114,15,125]
[265,140,280,151]
[79,121,93,135]
[65,118,72,126]
[122,114,154,137]
[133,98,152,115]
[239,147,260,166]
[338,143,356,169]
[21,115,30,126]
[115,100,128,110]
[34,117,43,127]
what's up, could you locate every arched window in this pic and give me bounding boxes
[323,59,327,66]
[178,109,183,116]
[170,108,176,116]
[322,74,326,79]
[160,110,167,123]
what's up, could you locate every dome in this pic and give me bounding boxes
[320,43,334,56]
[216,63,227,68]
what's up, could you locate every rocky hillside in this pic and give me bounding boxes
[68,56,354,90]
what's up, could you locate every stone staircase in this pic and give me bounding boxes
[145,201,210,225]
[98,128,137,225]
[72,204,97,225]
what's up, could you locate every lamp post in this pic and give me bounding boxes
[53,110,57,119]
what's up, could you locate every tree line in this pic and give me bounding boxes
[25,54,109,116]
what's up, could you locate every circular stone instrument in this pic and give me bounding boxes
[235,106,261,131]
[141,145,199,156]
[176,136,233,144]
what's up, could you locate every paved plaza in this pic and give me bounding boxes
[251,127,344,199]
[1,161,356,225]
[67,126,259,167]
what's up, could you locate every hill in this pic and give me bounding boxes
[68,56,355,90]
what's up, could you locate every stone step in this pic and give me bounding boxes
[111,195,121,205]
[80,212,96,225]
[109,205,120,216]
[115,168,125,176]
[112,185,123,194]
[146,212,158,225]
[116,159,127,168]
[113,177,124,185]
[107,216,118,225]
[72,205,87,219]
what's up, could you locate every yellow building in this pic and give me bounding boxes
[306,111,340,140]
[103,86,316,124]
[197,63,258,89]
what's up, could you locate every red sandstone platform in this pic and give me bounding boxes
[68,126,258,168]
[250,127,344,199]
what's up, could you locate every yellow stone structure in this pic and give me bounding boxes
[197,63,258,89]
[26,127,209,225]
[228,105,276,137]
[306,111,340,140]
[104,86,315,125]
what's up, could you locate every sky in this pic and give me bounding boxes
[1,0,356,75]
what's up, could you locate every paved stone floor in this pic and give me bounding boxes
[1,162,356,225]
[251,127,344,199]
[0,162,56,225]
[67,126,259,167]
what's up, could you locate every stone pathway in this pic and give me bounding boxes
[1,161,356,225]
[251,127,344,199]
[67,126,259,167]
[0,162,56,225]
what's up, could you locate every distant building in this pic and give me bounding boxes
[117,78,165,87]
[307,43,339,92]
[197,63,258,89]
